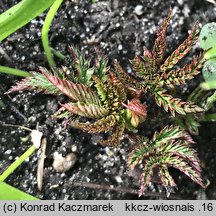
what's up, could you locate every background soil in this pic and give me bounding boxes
[0,0,216,200]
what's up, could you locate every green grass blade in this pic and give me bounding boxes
[42,0,64,67]
[203,113,216,121]
[0,145,37,182]
[0,182,38,200]
[0,0,55,41]
[0,65,31,77]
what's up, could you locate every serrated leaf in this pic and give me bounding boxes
[60,102,109,119]
[128,125,204,196]
[99,122,125,146]
[94,54,109,81]
[131,56,157,79]
[40,67,101,105]
[159,166,177,188]
[68,46,94,85]
[160,23,200,72]
[107,72,127,103]
[167,156,205,188]
[154,90,204,116]
[153,8,172,64]
[114,61,139,89]
[92,75,108,103]
[159,55,202,88]
[70,114,117,133]
[5,73,61,95]
[152,125,195,145]
[52,107,72,119]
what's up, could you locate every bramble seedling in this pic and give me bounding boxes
[6,10,206,196]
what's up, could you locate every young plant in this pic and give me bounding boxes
[128,125,205,196]
[6,47,147,146]
[5,10,205,196]
[115,9,204,117]
[118,9,205,194]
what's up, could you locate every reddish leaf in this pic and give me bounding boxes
[122,98,147,118]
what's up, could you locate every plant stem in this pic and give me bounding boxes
[187,85,204,103]
[41,0,63,68]
[204,46,216,60]
[201,81,216,90]
[73,182,183,199]
[202,113,216,122]
[0,65,31,77]
[51,48,66,60]
[0,145,37,182]
[205,90,216,111]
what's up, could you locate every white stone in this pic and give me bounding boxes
[53,153,77,172]
[134,5,143,16]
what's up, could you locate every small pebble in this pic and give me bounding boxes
[134,5,143,16]
[53,153,77,172]
[115,176,123,183]
[71,145,77,152]
[4,149,12,155]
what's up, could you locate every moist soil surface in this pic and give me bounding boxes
[0,0,216,200]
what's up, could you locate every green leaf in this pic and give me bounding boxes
[0,0,55,41]
[94,55,109,81]
[160,23,199,72]
[5,73,61,95]
[0,182,38,200]
[199,22,216,50]
[40,68,101,105]
[0,66,31,77]
[92,75,108,103]
[69,47,94,85]
[201,80,216,90]
[154,90,204,116]
[205,90,216,110]
[202,58,216,82]
[204,47,216,60]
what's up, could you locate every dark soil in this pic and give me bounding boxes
[0,0,216,200]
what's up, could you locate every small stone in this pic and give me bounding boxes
[115,176,123,183]
[53,153,77,172]
[118,44,123,50]
[4,149,12,155]
[177,0,184,5]
[31,130,43,149]
[116,23,120,28]
[134,5,143,16]
[71,145,77,152]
